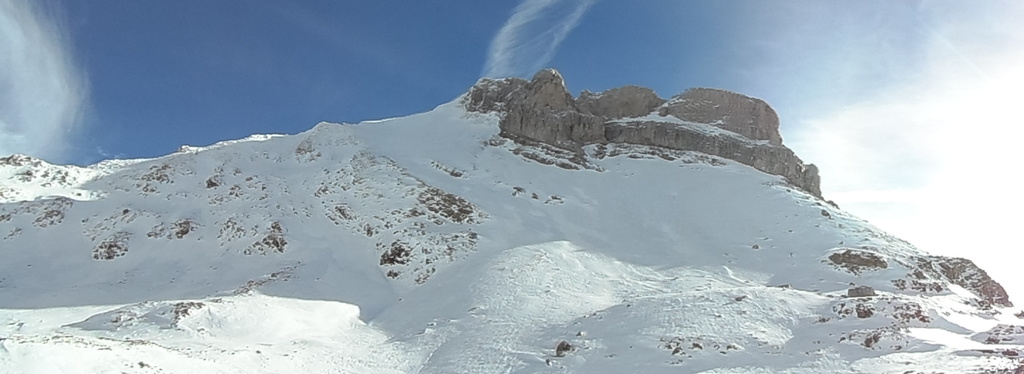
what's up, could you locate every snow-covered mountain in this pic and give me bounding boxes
[2,69,1022,373]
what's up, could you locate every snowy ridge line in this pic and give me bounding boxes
[1,81,1022,373]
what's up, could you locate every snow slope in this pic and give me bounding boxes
[1,97,1023,373]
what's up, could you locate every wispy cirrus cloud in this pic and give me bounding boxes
[483,0,597,78]
[0,0,87,162]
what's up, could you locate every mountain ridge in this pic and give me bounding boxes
[0,70,1022,373]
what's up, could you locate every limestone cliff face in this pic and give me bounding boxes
[467,71,605,149]
[661,88,783,146]
[464,68,821,197]
[498,70,606,149]
[604,121,820,196]
[577,86,665,119]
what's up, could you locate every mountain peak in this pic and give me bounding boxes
[530,68,567,88]
[464,68,821,197]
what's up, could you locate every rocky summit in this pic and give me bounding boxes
[0,69,1022,373]
[467,68,821,197]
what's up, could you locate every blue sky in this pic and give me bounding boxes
[3,0,943,163]
[3,1,1024,297]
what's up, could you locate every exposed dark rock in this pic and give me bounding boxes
[147,219,199,240]
[171,301,205,324]
[417,186,482,224]
[245,222,287,255]
[463,68,822,197]
[555,340,573,357]
[828,249,888,275]
[0,154,35,166]
[973,324,1024,346]
[847,286,876,298]
[890,278,944,293]
[380,240,412,266]
[916,256,1012,308]
[863,332,881,348]
[93,232,132,260]
[855,303,875,318]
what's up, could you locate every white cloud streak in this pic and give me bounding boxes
[0,0,87,162]
[483,0,597,78]
[787,2,1024,301]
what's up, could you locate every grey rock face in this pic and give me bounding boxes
[604,121,820,196]
[463,68,821,197]
[522,69,576,112]
[577,86,666,119]
[463,77,527,113]
[847,286,877,298]
[661,88,783,146]
[467,69,604,150]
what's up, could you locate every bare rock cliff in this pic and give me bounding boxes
[577,86,666,119]
[464,69,821,197]
[603,121,819,196]
[661,88,783,146]
[498,70,606,149]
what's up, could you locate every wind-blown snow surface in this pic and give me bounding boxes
[1,99,1022,373]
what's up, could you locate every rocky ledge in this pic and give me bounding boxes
[464,69,820,197]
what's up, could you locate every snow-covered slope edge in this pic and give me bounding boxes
[1,72,1022,373]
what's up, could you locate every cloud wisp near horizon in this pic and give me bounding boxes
[0,0,88,163]
[483,0,597,79]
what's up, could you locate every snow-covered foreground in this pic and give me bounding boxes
[2,97,1023,372]
[0,295,404,373]
[3,242,1022,373]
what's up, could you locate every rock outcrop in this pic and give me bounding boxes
[917,256,1012,308]
[847,286,877,298]
[464,69,822,197]
[463,76,525,114]
[660,88,783,146]
[603,121,820,196]
[577,86,665,119]
[497,70,606,149]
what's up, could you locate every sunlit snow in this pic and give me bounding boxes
[1,99,1021,373]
